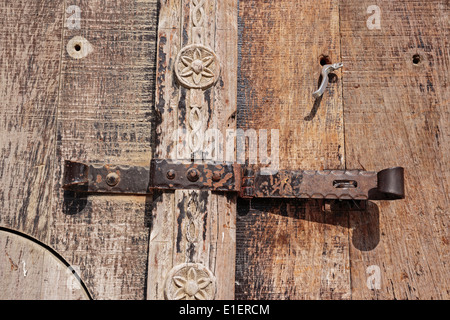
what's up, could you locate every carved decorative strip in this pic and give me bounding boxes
[165,0,219,301]
[148,0,237,301]
[185,196,201,244]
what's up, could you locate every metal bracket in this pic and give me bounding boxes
[63,160,405,201]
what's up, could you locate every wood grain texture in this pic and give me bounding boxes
[0,0,61,243]
[1,0,447,301]
[51,0,158,299]
[0,0,65,299]
[147,0,238,300]
[236,0,349,299]
[237,0,449,300]
[0,229,89,300]
[341,0,449,299]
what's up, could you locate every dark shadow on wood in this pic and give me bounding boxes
[304,74,324,121]
[143,192,157,300]
[237,198,380,251]
[304,95,323,121]
[63,190,88,215]
[349,201,380,251]
[304,73,339,121]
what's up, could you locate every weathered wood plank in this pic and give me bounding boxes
[146,0,181,299]
[147,0,238,300]
[51,0,158,299]
[236,0,349,299]
[341,0,449,299]
[0,0,62,243]
[2,0,446,301]
[0,0,66,299]
[213,0,239,297]
[0,229,89,300]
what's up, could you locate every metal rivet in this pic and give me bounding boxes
[106,172,120,186]
[187,168,200,182]
[167,169,176,180]
[212,172,221,182]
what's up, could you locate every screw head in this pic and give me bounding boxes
[187,168,200,182]
[106,172,120,187]
[166,169,176,180]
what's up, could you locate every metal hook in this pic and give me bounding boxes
[313,62,343,99]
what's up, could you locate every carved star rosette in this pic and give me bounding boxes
[175,44,220,89]
[164,263,216,300]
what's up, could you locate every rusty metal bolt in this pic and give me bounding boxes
[106,172,120,187]
[212,172,221,182]
[187,168,200,182]
[166,169,176,180]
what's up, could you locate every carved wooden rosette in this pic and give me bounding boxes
[175,44,220,90]
[164,263,216,300]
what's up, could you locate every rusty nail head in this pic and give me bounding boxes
[106,172,120,186]
[187,168,200,182]
[212,172,221,182]
[167,169,176,180]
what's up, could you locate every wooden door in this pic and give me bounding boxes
[1,0,448,300]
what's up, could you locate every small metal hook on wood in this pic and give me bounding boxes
[313,62,343,99]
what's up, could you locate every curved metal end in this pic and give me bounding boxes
[370,167,405,200]
[63,161,89,191]
[330,62,344,70]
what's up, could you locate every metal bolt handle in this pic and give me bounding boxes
[313,62,343,99]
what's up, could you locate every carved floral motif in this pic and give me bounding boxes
[175,44,220,89]
[165,263,216,300]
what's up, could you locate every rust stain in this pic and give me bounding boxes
[5,252,18,271]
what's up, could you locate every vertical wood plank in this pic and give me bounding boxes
[147,0,237,300]
[146,20,180,302]
[236,0,350,299]
[213,0,239,298]
[0,0,67,299]
[51,0,158,299]
[146,0,181,300]
[341,0,449,299]
[0,0,62,243]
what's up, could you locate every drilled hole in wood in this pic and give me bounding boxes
[319,55,332,66]
[67,36,93,59]
[412,54,421,65]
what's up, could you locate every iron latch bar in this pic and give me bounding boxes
[63,160,241,194]
[63,160,405,201]
[240,166,404,200]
